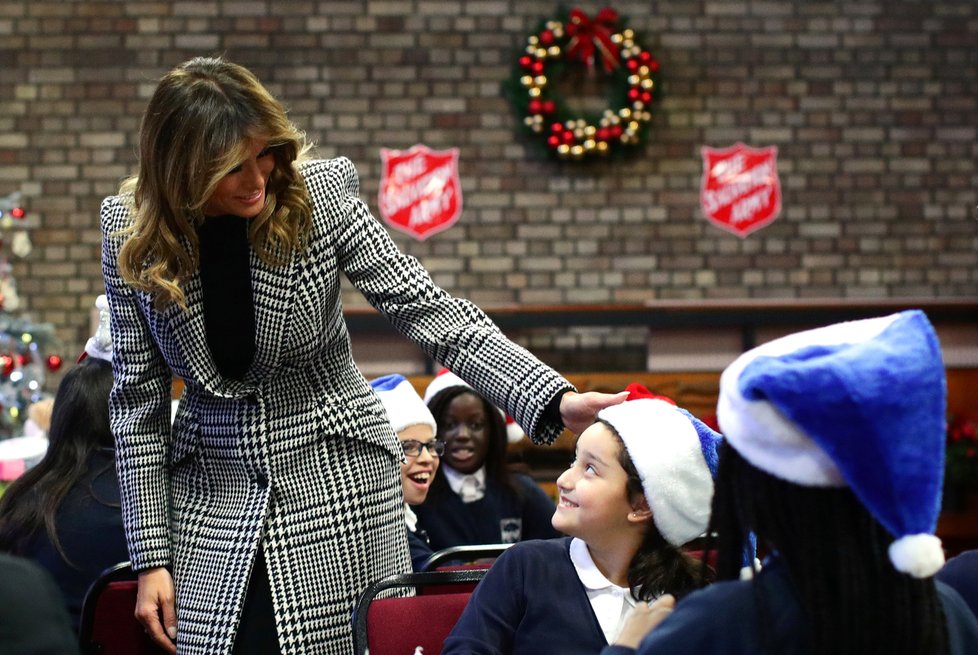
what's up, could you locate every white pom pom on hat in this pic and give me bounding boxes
[717,310,947,578]
[370,374,437,435]
[598,383,723,548]
[78,294,113,364]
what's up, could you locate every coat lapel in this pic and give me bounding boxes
[247,243,298,382]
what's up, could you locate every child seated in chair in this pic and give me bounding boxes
[606,311,978,655]
[415,371,560,551]
[370,374,443,571]
[0,295,127,632]
[442,384,721,654]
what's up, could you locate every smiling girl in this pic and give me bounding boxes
[369,374,443,571]
[414,372,560,550]
[442,385,721,655]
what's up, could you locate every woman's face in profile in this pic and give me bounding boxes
[203,139,275,218]
[438,392,491,474]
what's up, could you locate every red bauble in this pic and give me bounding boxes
[46,354,63,372]
[0,355,13,377]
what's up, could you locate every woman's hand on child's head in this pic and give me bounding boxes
[559,390,629,435]
[614,594,676,648]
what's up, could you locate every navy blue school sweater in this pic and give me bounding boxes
[601,557,978,655]
[22,449,128,632]
[443,537,607,655]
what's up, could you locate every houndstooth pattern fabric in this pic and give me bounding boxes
[100,157,573,655]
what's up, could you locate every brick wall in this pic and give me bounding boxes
[1,1,976,364]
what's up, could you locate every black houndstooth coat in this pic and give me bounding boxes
[100,157,572,655]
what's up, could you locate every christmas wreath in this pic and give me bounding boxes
[502,6,662,160]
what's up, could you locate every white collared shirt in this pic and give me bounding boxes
[568,537,639,645]
[404,503,419,533]
[442,465,486,502]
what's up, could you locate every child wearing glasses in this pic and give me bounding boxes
[443,385,721,655]
[370,374,444,571]
[414,371,561,552]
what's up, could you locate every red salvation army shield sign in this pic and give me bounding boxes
[378,145,462,240]
[700,143,782,237]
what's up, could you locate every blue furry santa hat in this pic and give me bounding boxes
[717,310,946,578]
[370,374,436,435]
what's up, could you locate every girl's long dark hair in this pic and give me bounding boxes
[426,386,521,499]
[0,358,116,565]
[604,419,714,602]
[706,442,948,655]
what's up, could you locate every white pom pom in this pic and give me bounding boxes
[888,534,945,578]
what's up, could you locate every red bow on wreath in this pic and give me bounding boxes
[565,7,622,73]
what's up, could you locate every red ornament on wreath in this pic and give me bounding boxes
[503,6,662,160]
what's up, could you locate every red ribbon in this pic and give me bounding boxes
[565,7,622,73]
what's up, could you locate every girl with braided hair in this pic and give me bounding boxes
[607,311,978,655]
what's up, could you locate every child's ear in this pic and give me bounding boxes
[628,495,653,524]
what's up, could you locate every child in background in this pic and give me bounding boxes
[369,374,443,571]
[0,295,127,632]
[607,311,978,655]
[443,384,721,654]
[415,371,560,550]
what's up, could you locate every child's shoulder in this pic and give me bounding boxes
[503,536,572,562]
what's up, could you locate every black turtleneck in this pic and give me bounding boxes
[197,215,257,380]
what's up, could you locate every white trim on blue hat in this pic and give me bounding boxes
[370,374,437,435]
[718,310,946,578]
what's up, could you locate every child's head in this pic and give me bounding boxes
[716,310,946,577]
[424,372,508,478]
[711,310,948,655]
[370,374,441,506]
[555,385,721,549]
[554,385,722,600]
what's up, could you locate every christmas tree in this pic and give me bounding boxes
[0,191,63,440]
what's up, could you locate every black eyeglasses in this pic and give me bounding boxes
[401,440,445,458]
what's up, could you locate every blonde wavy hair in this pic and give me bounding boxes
[117,56,314,310]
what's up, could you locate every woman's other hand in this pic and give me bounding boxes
[135,566,178,654]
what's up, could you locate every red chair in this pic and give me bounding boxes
[420,543,513,571]
[79,561,168,654]
[352,569,487,655]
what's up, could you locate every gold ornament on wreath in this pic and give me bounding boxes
[503,6,662,160]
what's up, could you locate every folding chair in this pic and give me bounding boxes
[351,569,487,655]
[78,561,168,654]
[420,543,513,572]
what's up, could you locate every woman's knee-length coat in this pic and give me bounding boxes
[99,157,571,655]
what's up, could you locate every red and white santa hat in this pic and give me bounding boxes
[597,383,722,548]
[423,368,525,443]
[77,294,112,363]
